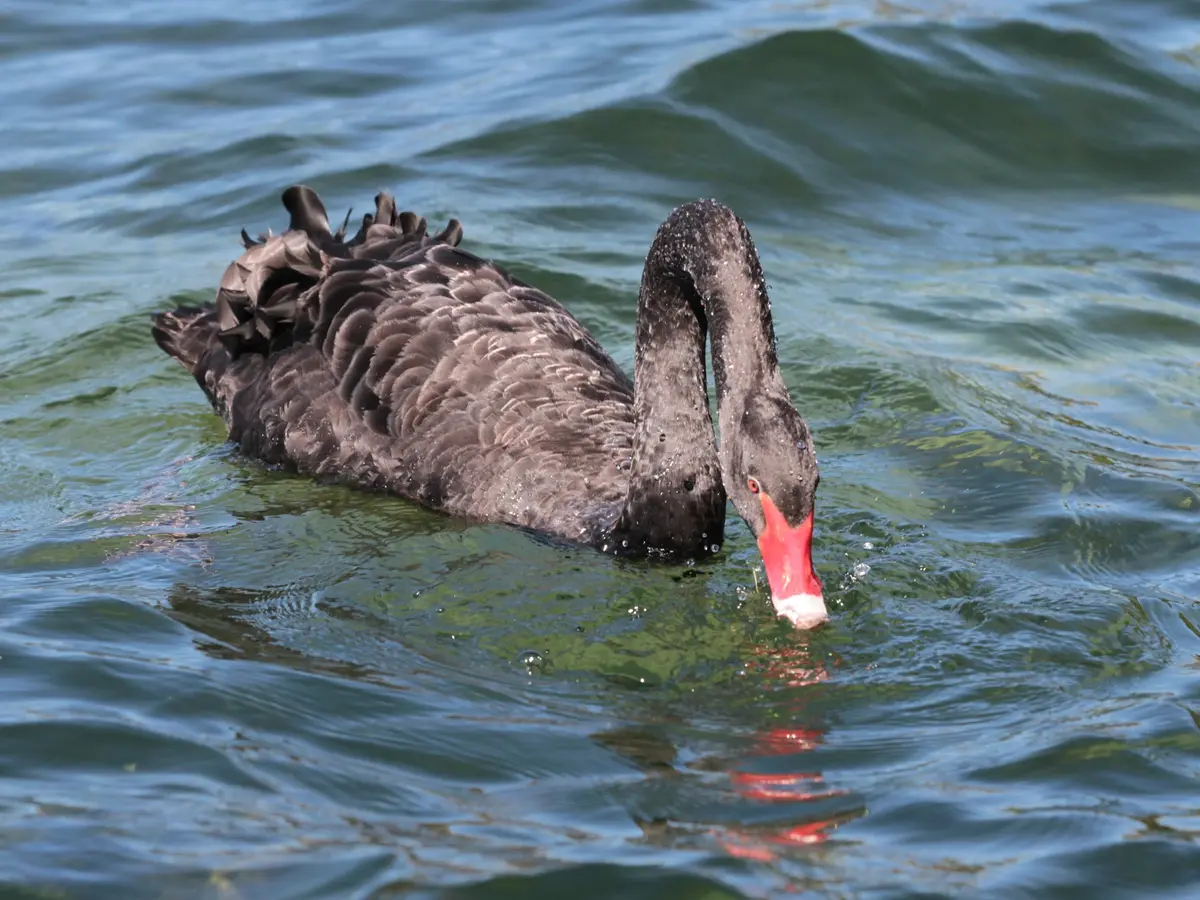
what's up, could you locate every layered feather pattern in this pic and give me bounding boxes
[153,186,638,544]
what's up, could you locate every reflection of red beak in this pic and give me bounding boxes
[756,493,827,629]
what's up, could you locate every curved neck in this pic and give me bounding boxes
[612,200,782,557]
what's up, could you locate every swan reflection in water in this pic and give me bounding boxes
[717,642,858,861]
[163,571,861,867]
[596,634,864,862]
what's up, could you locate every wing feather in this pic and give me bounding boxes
[155,185,635,542]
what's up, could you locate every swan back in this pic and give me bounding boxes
[154,187,636,541]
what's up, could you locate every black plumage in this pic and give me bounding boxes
[152,186,821,565]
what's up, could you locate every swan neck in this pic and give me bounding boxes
[641,199,784,413]
[613,199,782,556]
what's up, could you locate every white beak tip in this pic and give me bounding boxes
[772,593,829,630]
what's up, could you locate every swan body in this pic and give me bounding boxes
[152,186,827,627]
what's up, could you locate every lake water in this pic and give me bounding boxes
[2,1,1199,897]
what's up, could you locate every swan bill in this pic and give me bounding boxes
[771,592,829,630]
[755,499,827,629]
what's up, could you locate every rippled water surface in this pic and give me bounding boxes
[2,0,1199,897]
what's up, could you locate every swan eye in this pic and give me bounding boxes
[747,477,760,494]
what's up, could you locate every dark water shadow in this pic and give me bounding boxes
[161,581,397,687]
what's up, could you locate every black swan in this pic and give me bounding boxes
[152,186,827,628]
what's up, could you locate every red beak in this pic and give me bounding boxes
[756,493,827,629]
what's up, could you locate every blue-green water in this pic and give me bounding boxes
[2,1,1199,897]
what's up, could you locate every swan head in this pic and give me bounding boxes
[724,394,826,630]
